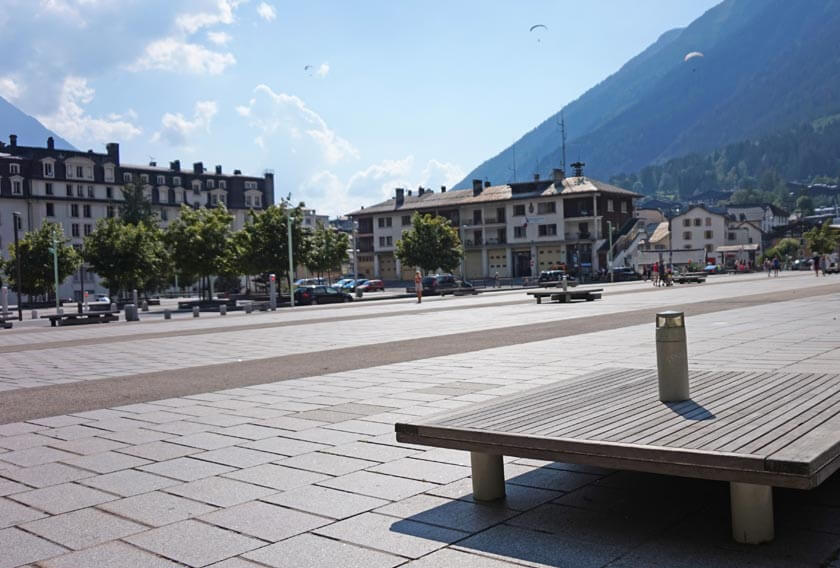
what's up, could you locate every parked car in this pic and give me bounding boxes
[826,262,839,275]
[341,279,366,291]
[357,279,384,292]
[791,259,811,271]
[538,270,578,287]
[93,294,110,303]
[421,274,459,295]
[610,267,641,281]
[294,278,326,286]
[294,285,353,305]
[334,278,354,289]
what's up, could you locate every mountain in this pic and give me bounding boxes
[456,0,840,188]
[0,96,76,150]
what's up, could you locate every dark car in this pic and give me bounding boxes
[294,285,353,305]
[610,267,640,281]
[357,279,385,292]
[538,270,577,287]
[422,274,459,295]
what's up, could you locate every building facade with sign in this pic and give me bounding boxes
[348,168,640,281]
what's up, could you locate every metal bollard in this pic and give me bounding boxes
[31,310,39,320]
[269,274,277,311]
[1,285,8,316]
[140,300,149,312]
[219,304,227,316]
[124,304,139,322]
[193,306,200,318]
[164,309,172,320]
[561,275,568,292]
[132,289,138,307]
[656,311,689,402]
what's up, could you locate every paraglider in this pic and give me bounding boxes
[530,24,547,43]
[683,51,704,62]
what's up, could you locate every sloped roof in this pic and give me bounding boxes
[348,177,642,216]
[649,221,670,245]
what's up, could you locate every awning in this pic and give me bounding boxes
[715,244,760,253]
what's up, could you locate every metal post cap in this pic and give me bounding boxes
[656,311,685,328]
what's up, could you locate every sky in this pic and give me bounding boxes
[0,0,720,216]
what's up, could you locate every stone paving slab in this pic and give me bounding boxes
[0,290,839,566]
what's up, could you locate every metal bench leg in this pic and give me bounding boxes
[730,482,774,544]
[470,452,505,501]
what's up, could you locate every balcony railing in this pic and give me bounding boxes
[484,217,506,224]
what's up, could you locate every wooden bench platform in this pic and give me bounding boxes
[396,368,840,543]
[527,288,602,303]
[42,312,118,327]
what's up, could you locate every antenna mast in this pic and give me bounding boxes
[557,111,567,172]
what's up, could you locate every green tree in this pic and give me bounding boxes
[119,182,157,225]
[165,205,236,300]
[83,218,171,298]
[237,203,311,290]
[305,223,349,283]
[804,220,839,255]
[395,213,462,275]
[796,195,815,216]
[2,221,80,299]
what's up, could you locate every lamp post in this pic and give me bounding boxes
[48,232,60,310]
[12,212,22,321]
[607,220,614,283]
[287,215,295,308]
[460,224,470,279]
[352,219,359,283]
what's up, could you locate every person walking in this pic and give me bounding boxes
[652,261,660,287]
[772,257,780,277]
[764,258,771,277]
[813,254,821,277]
[494,271,500,288]
[414,270,423,303]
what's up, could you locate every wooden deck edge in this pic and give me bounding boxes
[395,425,812,490]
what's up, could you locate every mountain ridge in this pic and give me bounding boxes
[0,96,76,151]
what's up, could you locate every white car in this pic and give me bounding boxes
[94,295,110,303]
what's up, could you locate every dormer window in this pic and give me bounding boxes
[219,180,226,189]
[244,181,257,190]
[206,179,215,189]
[104,166,114,182]
[140,174,149,184]
[123,172,132,183]
[9,163,20,175]
[173,176,181,187]
[76,166,84,178]
[43,162,54,177]
[156,175,165,185]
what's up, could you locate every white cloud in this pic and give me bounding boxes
[152,100,218,147]
[36,0,103,28]
[36,76,141,145]
[298,156,464,216]
[315,62,330,78]
[238,84,359,164]
[256,2,276,22]
[0,76,23,101]
[176,0,239,34]
[129,38,236,75]
[207,30,232,45]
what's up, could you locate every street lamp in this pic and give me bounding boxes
[12,212,22,321]
[460,224,471,279]
[48,232,60,310]
[607,220,614,283]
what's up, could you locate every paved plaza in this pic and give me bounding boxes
[1,272,840,567]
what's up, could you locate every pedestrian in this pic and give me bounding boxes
[813,254,821,277]
[494,271,499,288]
[414,270,423,303]
[772,257,780,277]
[764,258,771,277]
[652,261,659,287]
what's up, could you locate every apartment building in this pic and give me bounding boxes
[0,134,274,301]
[670,205,763,266]
[348,167,640,280]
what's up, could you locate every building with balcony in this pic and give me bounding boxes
[0,134,273,302]
[348,167,641,280]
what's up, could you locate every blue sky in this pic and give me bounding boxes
[0,0,720,215]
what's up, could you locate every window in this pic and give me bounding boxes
[106,205,115,218]
[401,215,411,226]
[514,226,526,238]
[219,180,226,189]
[513,204,526,217]
[153,175,163,185]
[537,201,556,215]
[45,182,53,195]
[87,185,94,198]
[84,224,92,236]
[106,186,113,199]
[76,166,84,178]
[161,209,168,221]
[207,179,215,189]
[386,236,393,246]
[211,194,218,205]
[12,180,22,195]
[71,223,80,237]
[254,195,261,207]
[66,184,72,196]
[377,217,392,228]
[705,217,712,226]
[76,184,83,197]
[9,163,20,175]
[682,219,690,227]
[727,232,736,240]
[123,172,132,183]
[140,174,149,184]
[704,230,713,239]
[104,166,114,182]
[693,218,702,226]
[245,195,252,207]
[192,181,201,194]
[621,201,627,213]
[70,203,79,217]
[606,199,614,213]
[538,224,557,237]
[379,236,385,247]
[683,231,691,240]
[43,162,54,177]
[83,204,91,217]
[173,176,181,187]
[46,203,54,217]
[245,181,257,190]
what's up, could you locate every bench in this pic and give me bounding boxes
[527,288,602,304]
[538,279,579,288]
[42,312,118,327]
[396,368,840,544]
